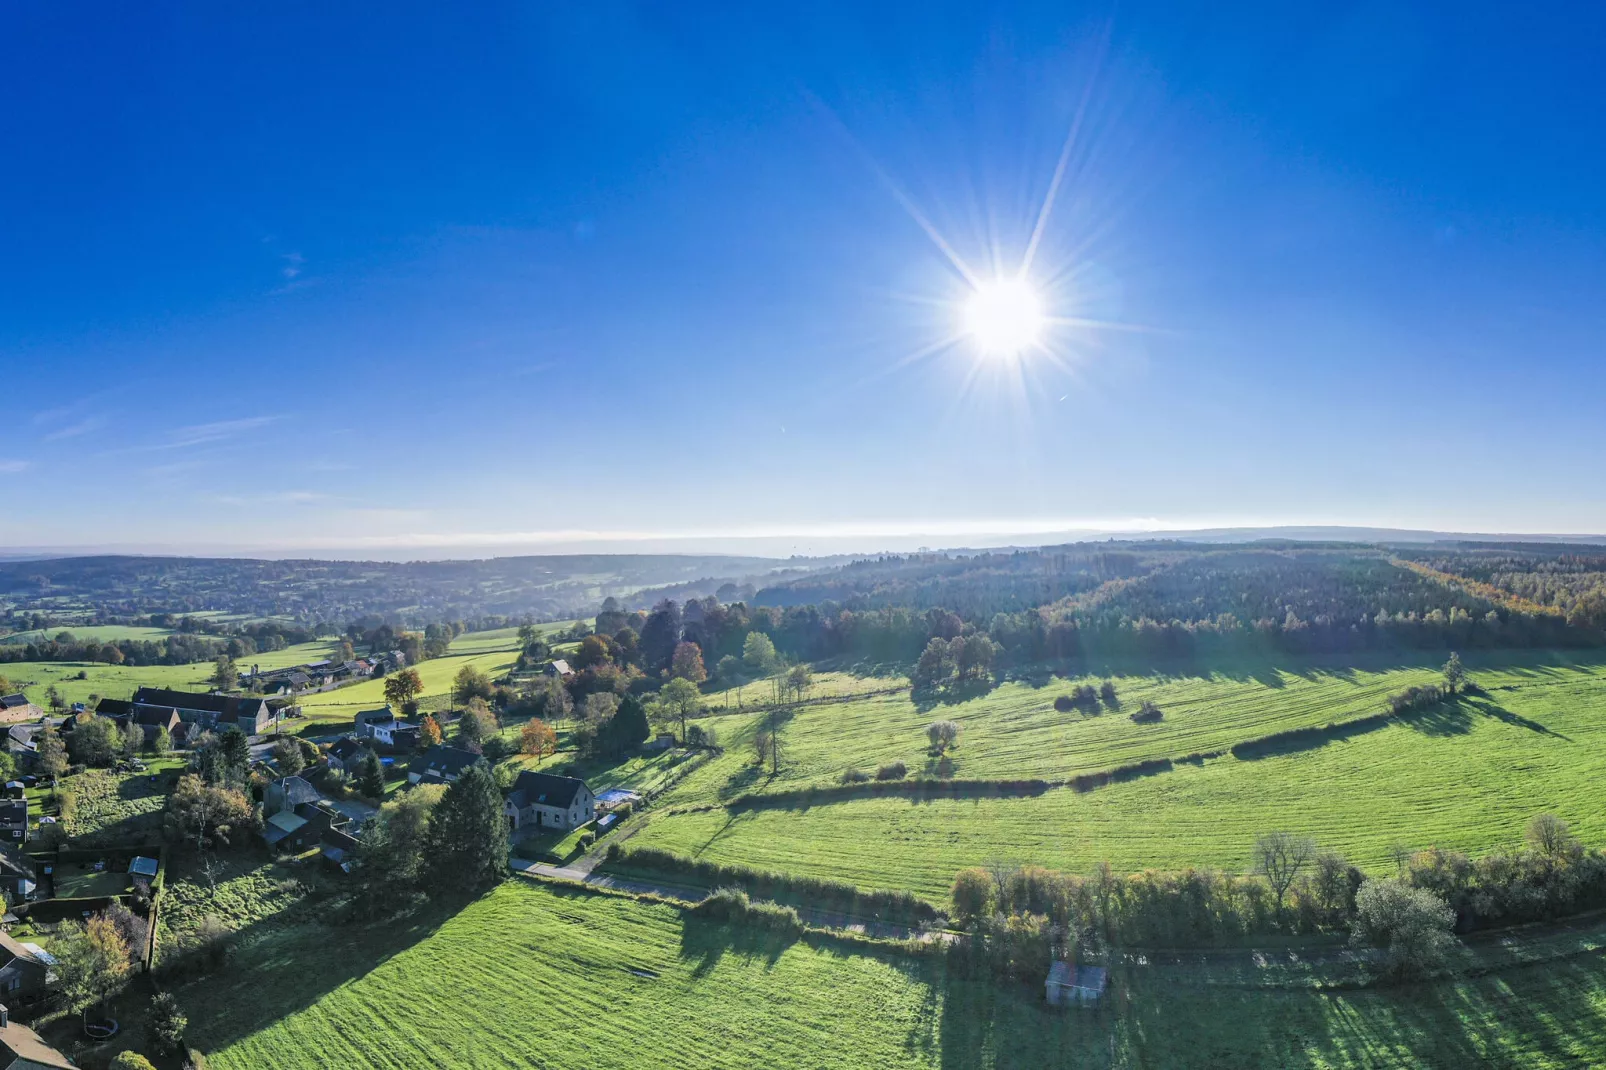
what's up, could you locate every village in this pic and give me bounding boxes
[0,643,671,1069]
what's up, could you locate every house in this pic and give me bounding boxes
[3,728,33,758]
[412,745,482,785]
[1044,962,1107,1007]
[0,696,41,722]
[0,934,50,1003]
[264,799,347,853]
[130,687,272,736]
[0,802,25,845]
[0,851,37,904]
[645,732,676,753]
[503,770,595,832]
[0,1003,74,1069]
[320,827,360,872]
[326,736,372,773]
[543,660,574,678]
[354,708,418,748]
[264,775,321,815]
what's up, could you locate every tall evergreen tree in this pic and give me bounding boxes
[424,762,507,895]
[357,749,386,799]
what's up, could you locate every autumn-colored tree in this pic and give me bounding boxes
[383,668,424,710]
[55,912,133,1027]
[419,713,443,748]
[520,718,558,763]
[670,641,707,683]
[36,725,68,788]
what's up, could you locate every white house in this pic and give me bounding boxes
[503,771,594,832]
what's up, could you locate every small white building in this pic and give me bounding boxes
[1045,962,1107,1007]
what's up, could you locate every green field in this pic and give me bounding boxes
[626,653,1606,901]
[294,648,521,724]
[0,661,217,707]
[0,624,175,646]
[176,878,1606,1069]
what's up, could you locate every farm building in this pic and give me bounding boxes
[130,687,273,735]
[503,771,595,831]
[0,696,42,722]
[543,660,573,678]
[0,1004,73,1069]
[1045,962,1107,1006]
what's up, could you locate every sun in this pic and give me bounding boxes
[963,277,1045,357]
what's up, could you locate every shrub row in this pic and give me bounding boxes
[724,777,1051,811]
[608,845,939,924]
[1067,758,1172,792]
[686,887,805,935]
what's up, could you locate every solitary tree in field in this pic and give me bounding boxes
[452,664,494,706]
[926,720,961,754]
[520,718,557,764]
[660,677,701,744]
[1254,831,1316,916]
[383,668,424,710]
[785,663,813,703]
[212,656,238,691]
[1442,652,1466,694]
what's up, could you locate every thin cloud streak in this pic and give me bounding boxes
[0,460,29,474]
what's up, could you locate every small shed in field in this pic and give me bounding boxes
[1045,962,1107,1006]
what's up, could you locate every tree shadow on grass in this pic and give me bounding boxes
[678,914,796,978]
[1462,696,1572,741]
[177,890,465,1054]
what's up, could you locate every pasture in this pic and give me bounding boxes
[628,653,1606,901]
[294,648,521,724]
[176,879,1606,1069]
[0,624,175,646]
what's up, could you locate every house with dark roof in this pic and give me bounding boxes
[0,1003,74,1069]
[264,799,348,853]
[320,827,360,872]
[98,698,179,746]
[326,736,372,773]
[0,934,49,1003]
[264,775,321,816]
[411,745,482,785]
[503,771,595,832]
[0,850,36,904]
[130,687,272,735]
[0,802,25,846]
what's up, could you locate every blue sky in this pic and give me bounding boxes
[2,3,1604,557]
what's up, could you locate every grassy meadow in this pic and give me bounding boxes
[625,653,1606,901]
[175,878,1606,1070]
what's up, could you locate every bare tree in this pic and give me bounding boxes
[1254,831,1316,913]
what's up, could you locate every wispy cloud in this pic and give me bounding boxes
[149,416,281,451]
[0,460,28,475]
[213,490,328,507]
[43,416,104,442]
[281,252,304,280]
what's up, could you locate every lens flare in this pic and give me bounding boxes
[963,277,1045,357]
